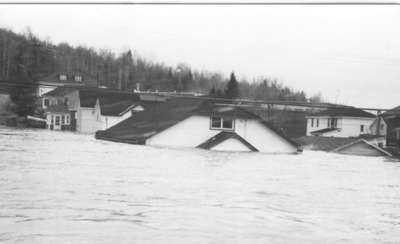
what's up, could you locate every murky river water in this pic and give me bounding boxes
[1,127,400,243]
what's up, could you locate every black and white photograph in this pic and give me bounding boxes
[0,0,399,243]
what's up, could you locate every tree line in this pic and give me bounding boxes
[0,27,323,116]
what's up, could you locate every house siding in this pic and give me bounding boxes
[147,115,298,153]
[336,142,386,157]
[307,116,375,137]
[211,138,253,152]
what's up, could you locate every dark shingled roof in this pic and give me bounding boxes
[310,127,339,135]
[96,98,301,149]
[382,105,400,116]
[44,104,69,113]
[310,107,376,118]
[295,136,359,151]
[96,97,204,143]
[38,71,98,87]
[197,131,258,151]
[42,87,76,97]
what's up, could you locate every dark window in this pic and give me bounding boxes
[211,116,234,130]
[222,118,233,129]
[211,117,222,128]
[55,116,60,126]
[74,75,82,82]
[311,118,314,127]
[330,118,337,128]
[64,98,68,105]
[61,115,65,124]
[316,119,319,127]
[44,99,49,106]
[360,125,364,132]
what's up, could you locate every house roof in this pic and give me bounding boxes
[310,127,339,135]
[79,88,140,108]
[37,71,98,86]
[44,104,69,113]
[96,97,204,142]
[295,136,360,151]
[197,131,258,151]
[99,99,139,116]
[96,98,301,149]
[332,139,392,156]
[382,105,400,116]
[309,107,376,118]
[42,87,76,97]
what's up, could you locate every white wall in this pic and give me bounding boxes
[211,138,252,152]
[77,107,102,133]
[147,116,219,148]
[306,116,375,137]
[147,115,298,153]
[234,119,297,153]
[306,117,329,136]
[100,111,132,130]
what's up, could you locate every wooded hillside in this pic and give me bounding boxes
[0,27,322,102]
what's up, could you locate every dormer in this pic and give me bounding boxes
[59,74,67,81]
[74,75,83,82]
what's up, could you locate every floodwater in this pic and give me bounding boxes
[0,127,400,244]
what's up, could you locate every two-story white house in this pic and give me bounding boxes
[305,107,376,138]
[41,87,143,133]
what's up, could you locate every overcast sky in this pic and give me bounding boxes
[0,3,399,109]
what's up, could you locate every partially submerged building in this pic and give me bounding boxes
[96,98,302,153]
[370,105,400,148]
[296,136,391,157]
[305,107,376,137]
[42,87,142,133]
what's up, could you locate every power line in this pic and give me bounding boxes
[0,1,398,5]
[0,81,391,111]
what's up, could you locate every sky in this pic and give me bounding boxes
[0,2,399,109]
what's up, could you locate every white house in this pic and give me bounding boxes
[42,87,142,133]
[305,107,376,138]
[96,98,302,154]
[370,106,400,147]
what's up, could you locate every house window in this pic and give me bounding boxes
[61,115,65,125]
[316,119,319,127]
[44,99,49,106]
[329,118,337,128]
[64,98,68,105]
[211,116,222,128]
[360,125,364,132]
[74,75,82,82]
[66,115,70,125]
[210,116,234,130]
[51,115,54,125]
[55,116,60,126]
[59,74,67,81]
[311,118,314,127]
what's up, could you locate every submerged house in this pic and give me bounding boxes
[306,107,376,137]
[296,136,391,157]
[370,105,400,148]
[42,87,141,133]
[96,98,302,153]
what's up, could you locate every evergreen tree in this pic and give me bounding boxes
[225,72,239,99]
